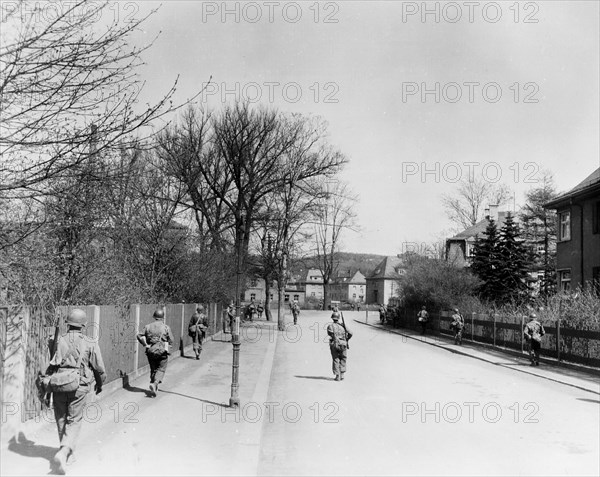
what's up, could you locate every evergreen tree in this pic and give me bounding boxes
[470,219,503,301]
[520,173,558,298]
[496,213,531,304]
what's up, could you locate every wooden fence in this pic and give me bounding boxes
[391,307,600,368]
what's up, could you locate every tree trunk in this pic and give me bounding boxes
[264,277,272,321]
[277,286,285,331]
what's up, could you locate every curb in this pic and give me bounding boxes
[355,319,600,396]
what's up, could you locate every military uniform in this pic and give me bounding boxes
[379,305,386,324]
[257,302,264,319]
[291,301,300,325]
[327,314,353,381]
[523,316,545,366]
[226,303,235,333]
[188,310,209,359]
[417,307,429,335]
[137,310,174,396]
[451,310,465,345]
[48,310,106,474]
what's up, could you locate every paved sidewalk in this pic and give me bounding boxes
[1,321,278,476]
[355,319,600,395]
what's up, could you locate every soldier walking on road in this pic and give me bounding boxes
[291,299,300,325]
[379,304,386,324]
[188,305,209,360]
[257,301,264,320]
[47,309,107,475]
[451,308,465,345]
[327,311,353,381]
[226,301,235,333]
[417,305,429,335]
[137,308,174,397]
[523,313,545,366]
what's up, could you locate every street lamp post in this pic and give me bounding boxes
[230,215,245,408]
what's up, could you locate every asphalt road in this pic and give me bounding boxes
[257,310,600,476]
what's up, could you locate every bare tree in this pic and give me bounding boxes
[312,180,357,309]
[0,1,199,197]
[442,176,511,230]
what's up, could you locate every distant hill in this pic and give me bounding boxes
[291,252,387,279]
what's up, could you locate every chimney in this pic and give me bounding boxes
[488,204,499,222]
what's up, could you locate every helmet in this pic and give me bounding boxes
[529,313,537,319]
[196,305,204,312]
[153,309,165,319]
[66,309,87,328]
[331,312,340,321]
[454,308,459,313]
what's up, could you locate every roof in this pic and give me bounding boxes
[447,212,510,242]
[545,167,600,209]
[367,256,404,280]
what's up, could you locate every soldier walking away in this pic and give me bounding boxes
[188,305,209,360]
[291,299,301,325]
[47,309,107,475]
[257,301,264,320]
[327,311,353,381]
[451,308,465,345]
[226,301,235,333]
[523,313,545,366]
[137,308,174,397]
[417,305,429,335]
[379,304,386,324]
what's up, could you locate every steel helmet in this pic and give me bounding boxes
[196,305,204,312]
[153,309,165,319]
[331,312,340,320]
[65,308,87,328]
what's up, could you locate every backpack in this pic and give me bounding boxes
[41,336,85,393]
[330,324,347,352]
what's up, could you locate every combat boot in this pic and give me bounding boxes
[340,373,345,380]
[334,375,341,381]
[52,446,69,475]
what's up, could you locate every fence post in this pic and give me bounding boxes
[365,305,368,324]
[521,315,524,354]
[556,317,561,362]
[180,305,185,357]
[471,313,475,342]
[493,313,497,347]
[133,304,140,373]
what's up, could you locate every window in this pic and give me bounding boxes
[284,294,290,302]
[559,270,571,292]
[293,295,299,301]
[250,293,256,300]
[311,292,315,297]
[352,293,356,298]
[270,294,274,300]
[250,278,258,287]
[559,211,571,241]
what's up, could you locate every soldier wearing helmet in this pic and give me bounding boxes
[188,305,209,360]
[327,311,353,381]
[451,308,465,346]
[137,307,174,397]
[47,308,106,474]
[523,312,545,366]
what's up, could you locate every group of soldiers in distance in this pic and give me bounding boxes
[378,303,546,366]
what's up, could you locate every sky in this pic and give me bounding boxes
[106,1,599,255]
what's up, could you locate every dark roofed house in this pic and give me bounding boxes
[445,205,510,267]
[544,167,600,292]
[366,256,406,304]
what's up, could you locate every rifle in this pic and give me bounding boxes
[340,312,350,350]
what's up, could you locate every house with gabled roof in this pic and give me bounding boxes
[330,269,366,303]
[365,256,406,305]
[445,205,510,267]
[544,167,600,292]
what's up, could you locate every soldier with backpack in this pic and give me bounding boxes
[417,305,429,335]
[188,305,209,360]
[327,311,353,381]
[523,313,545,366]
[451,308,465,345]
[137,308,174,397]
[291,299,301,325]
[45,308,106,475]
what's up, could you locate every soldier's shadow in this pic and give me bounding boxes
[295,375,336,381]
[7,432,56,467]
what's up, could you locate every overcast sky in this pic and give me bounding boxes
[123,0,599,255]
